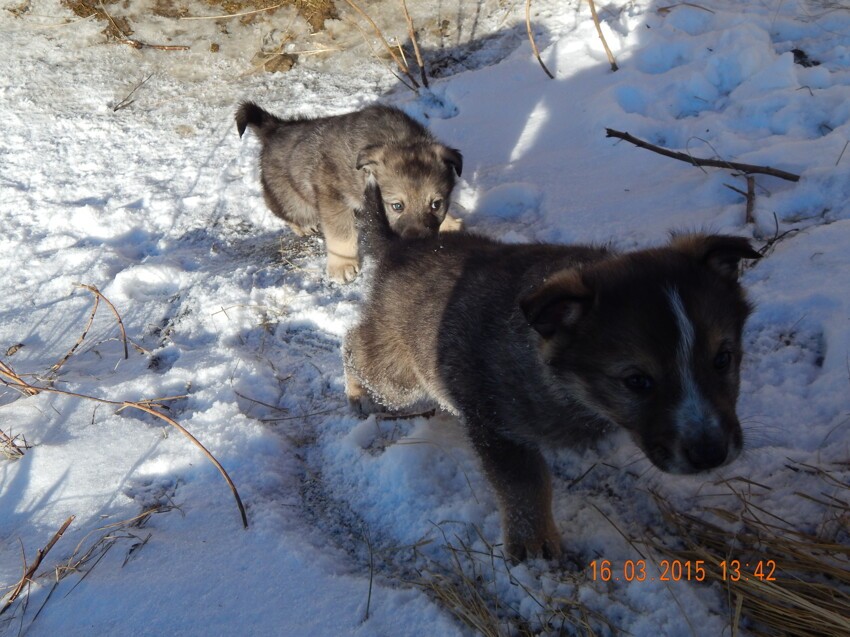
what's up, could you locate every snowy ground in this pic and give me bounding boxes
[1,0,849,635]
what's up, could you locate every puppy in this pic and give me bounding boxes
[344,181,761,561]
[236,101,463,283]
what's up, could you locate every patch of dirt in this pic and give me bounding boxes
[201,0,337,29]
[62,0,132,38]
[61,0,336,42]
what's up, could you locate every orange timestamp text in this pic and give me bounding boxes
[588,559,777,583]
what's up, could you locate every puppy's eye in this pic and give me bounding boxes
[430,199,443,211]
[623,373,654,394]
[390,202,405,212]
[714,351,733,372]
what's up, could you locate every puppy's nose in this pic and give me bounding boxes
[683,434,728,471]
[423,214,441,231]
[401,223,437,239]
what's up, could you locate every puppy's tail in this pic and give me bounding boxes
[356,177,396,259]
[235,101,283,139]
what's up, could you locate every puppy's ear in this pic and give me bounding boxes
[356,145,385,172]
[520,270,592,338]
[671,234,762,281]
[435,145,463,177]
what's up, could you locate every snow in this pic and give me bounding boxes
[2,0,849,635]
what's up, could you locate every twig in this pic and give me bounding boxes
[347,18,417,92]
[657,2,715,15]
[0,367,248,529]
[745,175,755,224]
[399,0,428,88]
[605,129,801,181]
[836,140,849,167]
[51,295,99,374]
[0,360,39,396]
[74,284,128,360]
[363,528,374,621]
[587,0,618,72]
[0,516,74,616]
[341,0,420,89]
[116,38,189,51]
[0,427,28,459]
[723,176,756,225]
[113,73,154,112]
[525,0,554,79]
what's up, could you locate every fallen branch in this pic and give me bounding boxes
[0,516,75,616]
[526,0,554,79]
[605,128,801,182]
[0,362,248,529]
[588,0,618,71]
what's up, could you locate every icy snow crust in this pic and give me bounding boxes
[1,0,849,635]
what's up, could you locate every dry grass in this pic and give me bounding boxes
[407,525,614,636]
[647,463,850,637]
[0,284,248,529]
[0,428,29,460]
[1,506,172,631]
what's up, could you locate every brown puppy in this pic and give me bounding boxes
[344,180,761,561]
[236,101,463,283]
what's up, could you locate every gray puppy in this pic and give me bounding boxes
[344,180,761,561]
[236,101,463,283]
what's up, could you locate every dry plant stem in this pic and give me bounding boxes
[74,284,129,359]
[51,295,99,374]
[122,402,248,529]
[341,0,420,89]
[0,428,27,459]
[745,176,755,224]
[0,360,38,396]
[349,19,416,91]
[525,0,554,79]
[606,128,802,181]
[0,366,248,529]
[0,516,75,616]
[587,0,619,71]
[113,73,154,112]
[399,0,428,88]
[723,175,756,225]
[657,2,715,15]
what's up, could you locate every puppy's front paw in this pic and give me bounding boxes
[505,524,562,563]
[327,256,360,284]
[348,393,381,417]
[439,213,464,233]
[287,221,319,237]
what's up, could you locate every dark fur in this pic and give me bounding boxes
[236,101,462,283]
[345,181,761,561]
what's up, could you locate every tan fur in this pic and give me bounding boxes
[236,101,462,283]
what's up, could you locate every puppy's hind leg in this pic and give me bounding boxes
[342,331,381,416]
